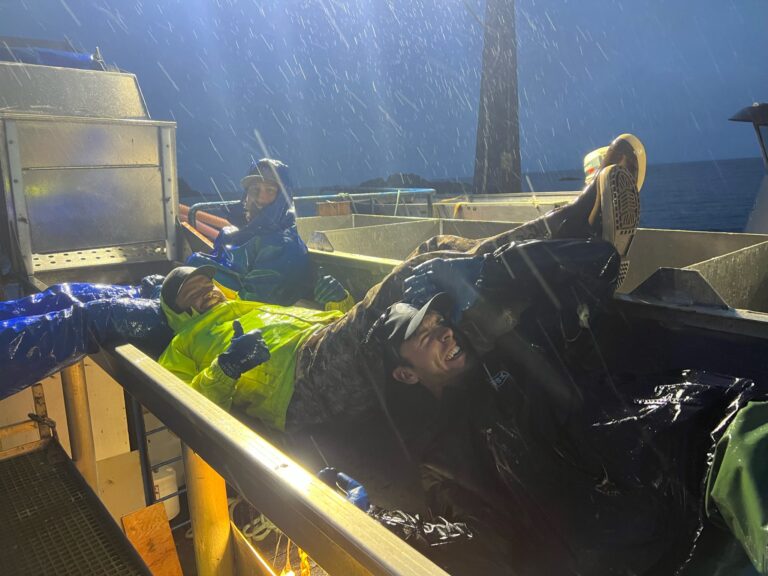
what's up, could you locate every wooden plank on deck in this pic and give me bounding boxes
[122,502,183,576]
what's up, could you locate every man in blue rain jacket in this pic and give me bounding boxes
[187,158,320,306]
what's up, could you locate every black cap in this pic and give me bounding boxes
[367,293,452,368]
[161,265,217,313]
[240,158,284,190]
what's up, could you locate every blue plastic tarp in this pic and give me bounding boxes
[0,46,102,70]
[0,282,171,400]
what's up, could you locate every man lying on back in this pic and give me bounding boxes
[158,135,645,437]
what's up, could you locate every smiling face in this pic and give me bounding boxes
[175,274,227,314]
[392,311,475,397]
[243,181,279,223]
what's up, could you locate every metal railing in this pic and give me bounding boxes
[186,188,437,223]
[298,188,436,216]
[187,200,241,228]
[93,344,448,576]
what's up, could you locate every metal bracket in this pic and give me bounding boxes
[31,242,167,273]
[628,267,729,308]
[188,200,240,228]
[27,413,57,430]
[4,120,34,277]
[307,231,334,252]
[159,126,178,261]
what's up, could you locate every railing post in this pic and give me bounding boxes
[61,361,98,490]
[125,393,155,506]
[184,445,234,576]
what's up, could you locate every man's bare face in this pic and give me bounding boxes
[175,275,226,313]
[243,181,279,223]
[397,311,475,394]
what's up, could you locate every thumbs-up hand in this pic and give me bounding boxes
[218,320,271,379]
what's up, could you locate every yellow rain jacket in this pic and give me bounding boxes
[159,297,344,430]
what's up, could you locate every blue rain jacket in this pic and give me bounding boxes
[0,282,171,400]
[187,161,313,305]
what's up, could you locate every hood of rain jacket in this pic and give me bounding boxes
[186,159,313,305]
[242,158,297,233]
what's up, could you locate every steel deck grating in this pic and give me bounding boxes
[0,443,150,576]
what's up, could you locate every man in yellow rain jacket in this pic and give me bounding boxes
[158,266,349,431]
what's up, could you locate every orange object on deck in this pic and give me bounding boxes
[179,203,233,229]
[179,203,234,241]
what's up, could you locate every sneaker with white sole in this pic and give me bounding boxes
[595,164,640,285]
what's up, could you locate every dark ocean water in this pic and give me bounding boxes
[523,157,766,232]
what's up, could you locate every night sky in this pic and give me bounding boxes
[1,0,766,195]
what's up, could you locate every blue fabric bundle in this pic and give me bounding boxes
[0,282,171,400]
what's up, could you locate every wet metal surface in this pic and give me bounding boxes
[0,62,148,119]
[0,442,150,576]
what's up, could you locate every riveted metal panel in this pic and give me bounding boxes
[31,243,168,273]
[17,120,160,169]
[24,166,165,253]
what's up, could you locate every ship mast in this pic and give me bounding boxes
[473,0,521,194]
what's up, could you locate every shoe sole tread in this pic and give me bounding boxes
[599,165,639,288]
